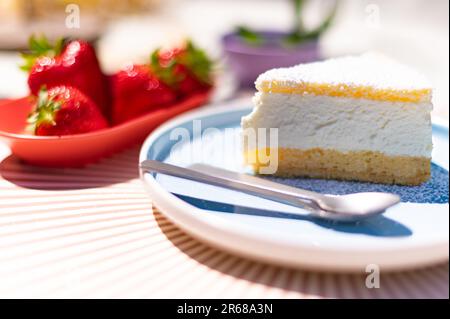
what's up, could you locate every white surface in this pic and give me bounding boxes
[0,53,28,99]
[242,92,433,157]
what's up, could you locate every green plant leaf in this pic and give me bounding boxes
[235,26,264,46]
[293,0,305,34]
[284,0,338,46]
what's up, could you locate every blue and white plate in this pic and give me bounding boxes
[140,101,449,272]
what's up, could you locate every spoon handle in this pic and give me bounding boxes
[140,160,323,211]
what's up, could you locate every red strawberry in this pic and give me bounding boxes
[21,35,110,118]
[150,40,214,97]
[110,64,177,125]
[28,86,108,136]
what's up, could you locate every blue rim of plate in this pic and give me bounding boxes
[139,101,449,272]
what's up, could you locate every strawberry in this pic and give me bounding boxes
[110,64,177,124]
[28,86,108,136]
[150,40,214,97]
[21,35,110,118]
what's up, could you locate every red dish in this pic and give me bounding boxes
[0,92,210,167]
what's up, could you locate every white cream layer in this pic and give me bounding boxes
[241,92,433,158]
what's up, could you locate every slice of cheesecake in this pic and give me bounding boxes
[241,53,433,185]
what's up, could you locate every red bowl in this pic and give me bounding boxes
[0,92,210,167]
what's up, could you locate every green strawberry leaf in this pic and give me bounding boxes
[20,35,66,73]
[150,48,182,86]
[178,40,214,85]
[150,40,214,87]
[27,87,62,133]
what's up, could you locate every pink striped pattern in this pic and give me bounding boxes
[0,144,448,298]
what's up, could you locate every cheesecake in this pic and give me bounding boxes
[241,53,433,185]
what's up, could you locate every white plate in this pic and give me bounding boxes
[139,102,449,272]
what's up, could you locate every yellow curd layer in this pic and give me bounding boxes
[257,81,431,103]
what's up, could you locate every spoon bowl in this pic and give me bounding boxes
[317,192,401,219]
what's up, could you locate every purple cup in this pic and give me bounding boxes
[222,31,321,88]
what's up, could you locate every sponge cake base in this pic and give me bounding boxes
[246,148,431,186]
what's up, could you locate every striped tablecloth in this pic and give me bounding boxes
[0,143,448,298]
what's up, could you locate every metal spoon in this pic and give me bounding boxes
[140,160,400,222]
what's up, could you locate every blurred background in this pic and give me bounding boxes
[0,0,448,118]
